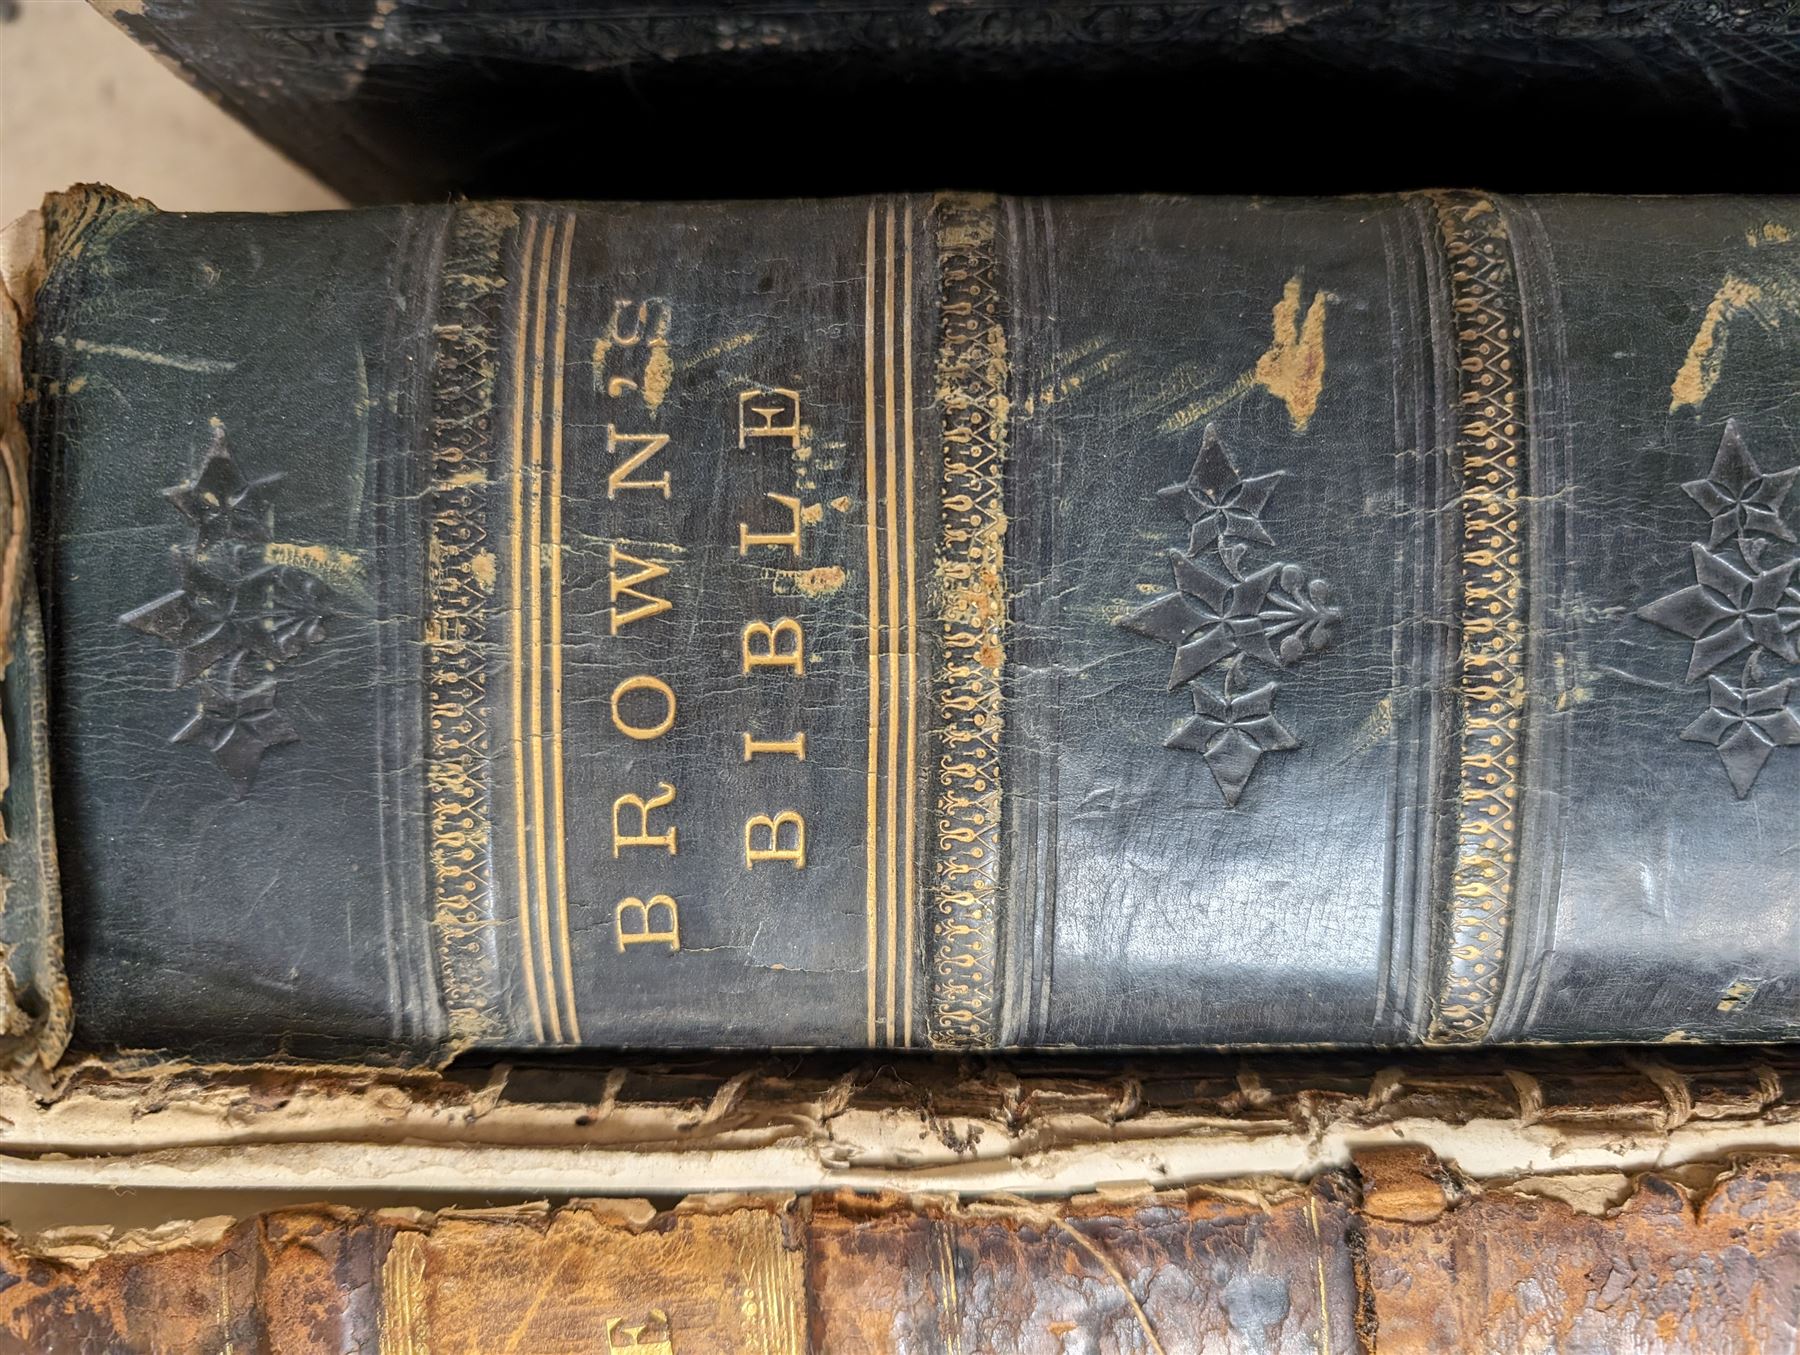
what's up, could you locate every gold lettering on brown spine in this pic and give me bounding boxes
[741,618,806,674]
[605,426,673,499]
[742,732,806,761]
[1425,193,1527,1044]
[739,492,806,556]
[926,194,1007,1050]
[611,674,677,741]
[593,298,672,406]
[739,387,804,447]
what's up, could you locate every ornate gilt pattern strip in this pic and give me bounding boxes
[926,194,1007,1049]
[423,205,512,1043]
[1427,194,1528,1045]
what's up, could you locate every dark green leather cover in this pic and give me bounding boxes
[98,1,1800,203]
[12,186,1799,1063]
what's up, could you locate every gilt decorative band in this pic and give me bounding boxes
[925,194,1008,1050]
[1426,194,1528,1045]
[423,204,514,1046]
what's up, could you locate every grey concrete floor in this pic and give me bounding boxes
[1,0,341,225]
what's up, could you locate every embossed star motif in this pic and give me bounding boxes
[121,546,331,686]
[1683,419,1800,548]
[1636,543,1800,680]
[1167,675,1300,807]
[122,545,263,686]
[1680,675,1800,798]
[1119,551,1283,689]
[164,424,281,550]
[120,425,335,794]
[172,677,299,796]
[1156,423,1284,554]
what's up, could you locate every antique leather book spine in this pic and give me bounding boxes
[2,1154,1797,1352]
[6,184,1799,1068]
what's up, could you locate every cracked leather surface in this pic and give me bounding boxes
[12,187,1799,1063]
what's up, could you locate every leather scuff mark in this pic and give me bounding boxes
[778,564,847,597]
[1668,219,1800,412]
[0,204,47,677]
[1158,273,1332,435]
[1253,273,1332,432]
[2,1051,1798,1200]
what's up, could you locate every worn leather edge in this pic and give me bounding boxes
[7,1118,1797,1203]
[0,1151,1788,1255]
[5,1157,1795,1354]
[87,3,356,205]
[0,188,159,1085]
[2,1193,777,1265]
[0,211,41,677]
[0,201,70,1081]
[0,1052,1793,1196]
[422,201,516,1056]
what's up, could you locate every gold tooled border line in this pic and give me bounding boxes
[926,194,1007,1050]
[508,210,581,1047]
[862,206,882,1045]
[1427,194,1527,1044]
[866,199,924,1050]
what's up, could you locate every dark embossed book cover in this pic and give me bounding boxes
[1,185,1796,1069]
[91,1,1800,202]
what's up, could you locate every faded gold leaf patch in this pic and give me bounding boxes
[1670,222,1800,413]
[1253,274,1331,432]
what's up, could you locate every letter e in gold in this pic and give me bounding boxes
[737,387,802,449]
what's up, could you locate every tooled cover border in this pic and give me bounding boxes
[16,188,1800,1063]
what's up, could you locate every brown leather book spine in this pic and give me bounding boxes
[3,1155,1797,1352]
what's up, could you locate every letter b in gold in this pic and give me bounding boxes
[745,811,806,869]
[615,895,680,952]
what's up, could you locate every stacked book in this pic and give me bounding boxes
[0,3,1796,1349]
